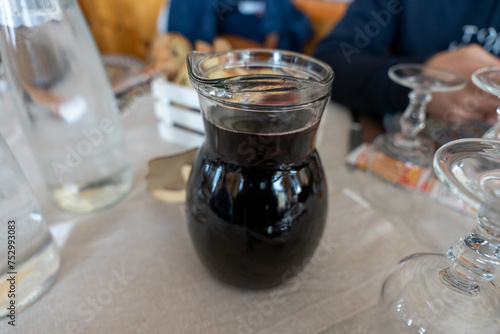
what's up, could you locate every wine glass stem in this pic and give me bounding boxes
[445,213,500,293]
[399,90,431,139]
[482,106,500,139]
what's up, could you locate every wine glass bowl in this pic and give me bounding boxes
[434,138,500,219]
[472,67,500,139]
[389,64,467,92]
[371,138,500,333]
[471,67,500,96]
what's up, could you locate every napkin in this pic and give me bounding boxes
[146,148,198,203]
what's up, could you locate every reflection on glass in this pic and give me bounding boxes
[370,138,500,333]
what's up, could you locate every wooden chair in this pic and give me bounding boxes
[294,0,349,54]
[77,0,165,59]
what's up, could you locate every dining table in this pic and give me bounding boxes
[0,81,487,334]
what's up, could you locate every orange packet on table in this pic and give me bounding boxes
[347,143,431,191]
[346,143,473,215]
[368,150,432,191]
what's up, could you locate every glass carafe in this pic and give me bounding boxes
[186,50,333,289]
[0,0,133,214]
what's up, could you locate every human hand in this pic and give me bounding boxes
[424,44,500,126]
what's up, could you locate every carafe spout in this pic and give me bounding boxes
[187,51,210,80]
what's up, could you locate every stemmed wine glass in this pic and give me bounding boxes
[472,67,500,139]
[370,138,500,333]
[367,64,466,182]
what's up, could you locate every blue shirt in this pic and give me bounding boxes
[167,0,312,52]
[315,0,500,116]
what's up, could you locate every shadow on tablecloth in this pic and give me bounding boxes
[318,304,378,334]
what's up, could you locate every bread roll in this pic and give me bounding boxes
[150,32,192,80]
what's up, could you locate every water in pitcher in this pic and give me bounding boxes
[0,136,60,319]
[0,1,133,213]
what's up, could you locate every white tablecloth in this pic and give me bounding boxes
[0,93,479,334]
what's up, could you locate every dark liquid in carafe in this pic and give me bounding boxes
[186,117,328,289]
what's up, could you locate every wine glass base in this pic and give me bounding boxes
[366,133,435,190]
[372,253,500,334]
[373,133,435,166]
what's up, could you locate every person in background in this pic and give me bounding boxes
[160,0,312,52]
[314,0,500,129]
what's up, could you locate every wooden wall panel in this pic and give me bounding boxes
[77,0,165,59]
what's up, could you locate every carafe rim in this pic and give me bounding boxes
[187,48,334,109]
